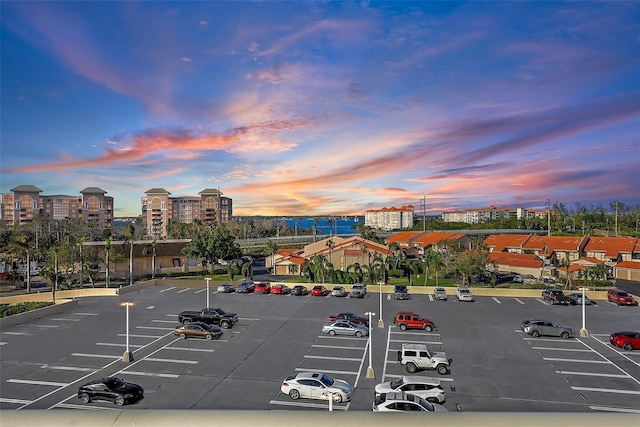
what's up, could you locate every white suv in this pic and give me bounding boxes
[456,286,474,302]
[373,391,448,412]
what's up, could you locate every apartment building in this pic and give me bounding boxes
[364,205,414,231]
[0,185,113,230]
[443,205,545,224]
[141,188,232,239]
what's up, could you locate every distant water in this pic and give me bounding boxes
[284,217,361,235]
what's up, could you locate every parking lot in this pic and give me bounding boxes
[1,284,639,413]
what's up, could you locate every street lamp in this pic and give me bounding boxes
[365,311,375,379]
[579,287,589,337]
[378,282,384,328]
[121,302,135,362]
[420,196,426,232]
[546,199,551,236]
[205,277,211,308]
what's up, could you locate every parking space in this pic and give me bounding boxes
[1,284,639,413]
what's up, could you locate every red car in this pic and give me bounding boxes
[610,331,640,351]
[254,282,271,294]
[271,284,290,295]
[311,285,329,296]
[607,289,639,306]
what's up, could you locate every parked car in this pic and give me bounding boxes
[349,283,367,298]
[236,281,255,293]
[174,322,223,340]
[291,285,308,296]
[456,286,474,302]
[541,289,570,305]
[328,312,369,326]
[568,292,592,305]
[609,331,640,351]
[607,289,639,306]
[322,320,369,337]
[521,319,574,339]
[331,286,347,297]
[177,307,238,329]
[394,285,410,300]
[374,376,446,403]
[271,284,290,295]
[216,283,235,293]
[254,281,271,294]
[397,343,451,375]
[394,312,436,332]
[433,287,448,301]
[280,372,354,403]
[77,377,144,406]
[373,391,448,412]
[311,285,330,296]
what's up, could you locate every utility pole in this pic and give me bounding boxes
[546,199,551,236]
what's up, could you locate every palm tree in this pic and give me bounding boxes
[301,260,313,282]
[326,239,335,266]
[346,262,363,284]
[326,216,335,236]
[142,239,158,279]
[288,263,299,276]
[312,217,319,242]
[77,237,85,288]
[8,235,33,293]
[104,237,112,288]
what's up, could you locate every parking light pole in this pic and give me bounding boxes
[205,277,211,308]
[378,281,384,328]
[579,287,589,337]
[121,302,134,362]
[365,311,375,379]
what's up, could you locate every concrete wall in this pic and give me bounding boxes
[0,299,78,328]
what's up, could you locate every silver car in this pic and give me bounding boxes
[216,283,235,293]
[373,391,448,412]
[281,372,354,403]
[568,292,592,305]
[375,376,446,403]
[322,320,369,337]
[521,319,574,339]
[331,286,347,297]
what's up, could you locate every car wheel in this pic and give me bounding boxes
[424,325,433,332]
[332,393,343,403]
[623,343,633,351]
[205,334,213,341]
[399,324,407,331]
[406,362,417,373]
[115,395,125,406]
[437,364,448,375]
[79,393,91,404]
[289,389,300,400]
[616,300,621,306]
[329,330,336,336]
[355,331,363,337]
[221,321,230,329]
[560,331,570,339]
[179,333,186,339]
[530,330,540,338]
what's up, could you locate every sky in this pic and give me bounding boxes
[1,1,639,218]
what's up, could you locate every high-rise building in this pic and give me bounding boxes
[364,205,414,231]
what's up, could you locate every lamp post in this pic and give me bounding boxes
[365,311,375,379]
[546,199,551,236]
[205,277,211,308]
[420,196,426,232]
[121,302,135,362]
[378,282,384,328]
[579,287,589,337]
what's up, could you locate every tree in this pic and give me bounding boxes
[182,225,242,269]
[326,239,335,266]
[7,234,34,293]
[241,260,254,280]
[266,240,278,274]
[346,262,363,284]
[123,224,136,286]
[453,250,489,286]
[227,263,240,281]
[104,237,112,288]
[288,263,299,276]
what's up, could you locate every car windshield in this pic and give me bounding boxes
[319,374,334,387]
[417,397,435,411]
[617,292,629,297]
[389,378,405,389]
[105,378,125,389]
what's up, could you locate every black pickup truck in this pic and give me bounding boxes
[541,289,569,305]
[177,307,239,329]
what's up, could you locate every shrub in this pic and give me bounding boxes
[0,301,54,318]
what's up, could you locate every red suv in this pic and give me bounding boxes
[394,312,436,332]
[609,331,640,351]
[607,289,638,306]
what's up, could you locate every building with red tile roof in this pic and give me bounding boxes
[583,236,638,264]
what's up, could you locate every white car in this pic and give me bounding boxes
[281,372,354,403]
[374,376,446,403]
[331,286,347,297]
[456,286,474,302]
[373,391,448,412]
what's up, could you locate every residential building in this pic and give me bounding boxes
[0,185,113,230]
[385,231,469,258]
[141,188,232,239]
[443,205,545,224]
[364,205,414,231]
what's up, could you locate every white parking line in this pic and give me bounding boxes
[160,287,177,292]
[589,406,640,413]
[194,289,206,293]
[492,297,501,304]
[383,373,454,381]
[73,312,98,316]
[28,325,59,328]
[165,347,216,352]
[557,370,630,378]
[294,368,358,376]
[311,344,366,350]
[572,386,640,395]
[514,298,525,304]
[118,371,179,378]
[532,347,593,352]
[543,357,611,364]
[2,331,29,335]
[7,379,68,387]
[391,330,440,336]
[389,340,442,345]
[304,355,362,362]
[536,298,549,305]
[136,326,175,330]
[177,288,190,293]
[317,335,367,341]
[152,320,178,324]
[71,353,121,359]
[118,334,163,339]
[50,318,80,321]
[41,365,96,372]
[428,294,434,302]
[0,398,32,404]
[524,337,578,343]
[269,400,348,410]
[144,357,199,364]
[96,343,144,348]
[56,403,119,411]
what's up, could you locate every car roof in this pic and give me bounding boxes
[294,372,325,380]
[400,376,440,385]
[380,391,424,403]
[401,343,428,350]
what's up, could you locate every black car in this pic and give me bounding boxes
[394,285,410,300]
[291,285,308,296]
[78,377,144,406]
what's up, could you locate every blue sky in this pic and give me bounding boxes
[1,1,638,217]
